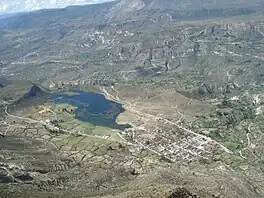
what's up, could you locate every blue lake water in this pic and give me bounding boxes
[50,90,131,130]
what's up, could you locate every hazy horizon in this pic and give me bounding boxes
[0,0,113,14]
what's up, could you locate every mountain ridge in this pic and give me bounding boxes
[1,0,263,29]
[0,0,115,14]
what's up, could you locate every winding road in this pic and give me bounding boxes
[4,104,161,157]
[239,125,253,160]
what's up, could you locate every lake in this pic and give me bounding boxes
[50,90,131,130]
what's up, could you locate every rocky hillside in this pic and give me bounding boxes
[1,1,264,197]
[2,15,264,99]
[106,0,146,20]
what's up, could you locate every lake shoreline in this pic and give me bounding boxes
[50,90,131,130]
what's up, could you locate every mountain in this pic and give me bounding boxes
[133,0,263,20]
[1,0,264,29]
[147,0,263,10]
[0,2,116,29]
[0,13,20,19]
[106,0,146,20]
[2,0,264,198]
[0,0,114,14]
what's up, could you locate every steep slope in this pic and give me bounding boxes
[147,0,263,10]
[106,0,145,20]
[1,0,264,29]
[0,2,116,29]
[107,0,264,21]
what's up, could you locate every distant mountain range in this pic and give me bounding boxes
[1,0,264,29]
[106,0,264,20]
[0,12,22,19]
[0,0,113,14]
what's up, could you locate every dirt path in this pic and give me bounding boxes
[4,104,164,158]
[239,133,251,160]
[239,125,253,159]
[5,106,40,123]
[4,105,116,142]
